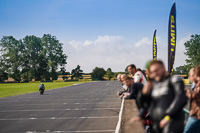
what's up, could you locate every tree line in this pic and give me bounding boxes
[0,34,67,82]
[0,34,199,82]
[71,65,117,81]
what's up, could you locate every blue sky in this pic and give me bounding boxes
[0,0,200,73]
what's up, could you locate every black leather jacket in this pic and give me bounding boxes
[141,75,187,121]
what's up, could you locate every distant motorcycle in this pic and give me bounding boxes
[39,83,45,95]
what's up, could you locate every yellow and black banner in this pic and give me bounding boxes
[153,30,157,60]
[168,3,176,75]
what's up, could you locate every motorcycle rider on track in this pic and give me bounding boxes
[38,83,45,95]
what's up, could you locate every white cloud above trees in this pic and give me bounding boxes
[63,35,190,73]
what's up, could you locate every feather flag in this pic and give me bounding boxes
[168,3,176,75]
[153,30,157,61]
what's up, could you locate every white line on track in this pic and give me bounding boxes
[0,98,119,102]
[0,116,118,121]
[0,108,120,112]
[115,98,124,133]
[26,130,115,133]
[0,102,121,106]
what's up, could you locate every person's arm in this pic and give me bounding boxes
[138,108,148,119]
[124,83,142,99]
[130,88,151,121]
[124,84,135,99]
[165,76,187,117]
[138,85,152,110]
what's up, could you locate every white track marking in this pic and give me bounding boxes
[0,102,121,106]
[0,98,119,102]
[0,108,120,112]
[0,116,118,121]
[26,130,115,133]
[115,98,124,133]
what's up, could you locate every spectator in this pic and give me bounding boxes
[127,64,137,78]
[117,76,132,98]
[127,64,147,84]
[184,65,200,133]
[117,74,128,97]
[121,74,127,82]
[117,74,127,83]
[140,60,187,133]
[117,74,122,82]
[123,77,143,100]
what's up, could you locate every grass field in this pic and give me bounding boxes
[0,81,90,98]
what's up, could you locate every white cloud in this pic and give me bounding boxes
[174,34,191,67]
[177,35,191,53]
[63,35,190,73]
[135,37,151,47]
[68,40,83,49]
[68,35,124,50]
[94,35,124,45]
[84,40,93,46]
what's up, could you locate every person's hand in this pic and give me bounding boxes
[129,116,141,123]
[120,94,124,99]
[123,95,127,98]
[160,117,170,128]
[142,81,153,94]
[185,89,191,99]
[123,93,130,97]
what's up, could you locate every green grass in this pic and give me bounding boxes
[0,81,90,98]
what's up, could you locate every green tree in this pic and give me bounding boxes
[105,68,114,80]
[91,67,106,80]
[0,34,67,82]
[0,36,23,82]
[23,35,44,80]
[71,65,83,80]
[60,67,67,75]
[0,70,8,82]
[41,34,67,80]
[174,65,189,75]
[22,34,67,81]
[0,56,8,82]
[184,34,200,68]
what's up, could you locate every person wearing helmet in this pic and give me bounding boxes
[38,83,45,95]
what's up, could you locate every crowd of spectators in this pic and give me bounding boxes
[116,60,200,133]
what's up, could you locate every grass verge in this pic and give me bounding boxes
[0,81,90,98]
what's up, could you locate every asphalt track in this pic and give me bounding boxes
[0,81,122,133]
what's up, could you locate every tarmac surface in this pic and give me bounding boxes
[0,81,122,133]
